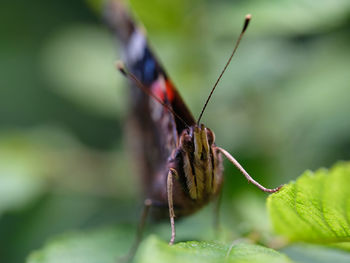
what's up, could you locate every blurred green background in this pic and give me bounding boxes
[1,0,350,262]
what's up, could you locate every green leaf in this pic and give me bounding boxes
[26,225,134,263]
[267,162,350,247]
[136,235,292,263]
[27,227,292,263]
[282,244,350,263]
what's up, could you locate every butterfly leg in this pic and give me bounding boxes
[216,147,283,193]
[167,168,177,245]
[121,198,152,263]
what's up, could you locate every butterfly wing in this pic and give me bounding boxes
[105,0,195,195]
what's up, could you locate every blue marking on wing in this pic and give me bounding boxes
[131,47,160,85]
[144,57,156,83]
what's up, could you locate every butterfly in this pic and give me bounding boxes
[105,0,282,260]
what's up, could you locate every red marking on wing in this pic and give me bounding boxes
[150,78,175,103]
[150,78,165,101]
[165,80,175,102]
[150,76,196,129]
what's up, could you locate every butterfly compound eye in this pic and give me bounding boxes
[206,128,215,145]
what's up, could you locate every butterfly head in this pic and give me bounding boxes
[180,124,215,152]
[177,124,222,201]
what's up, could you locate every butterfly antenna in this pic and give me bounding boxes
[197,14,252,125]
[116,61,190,129]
